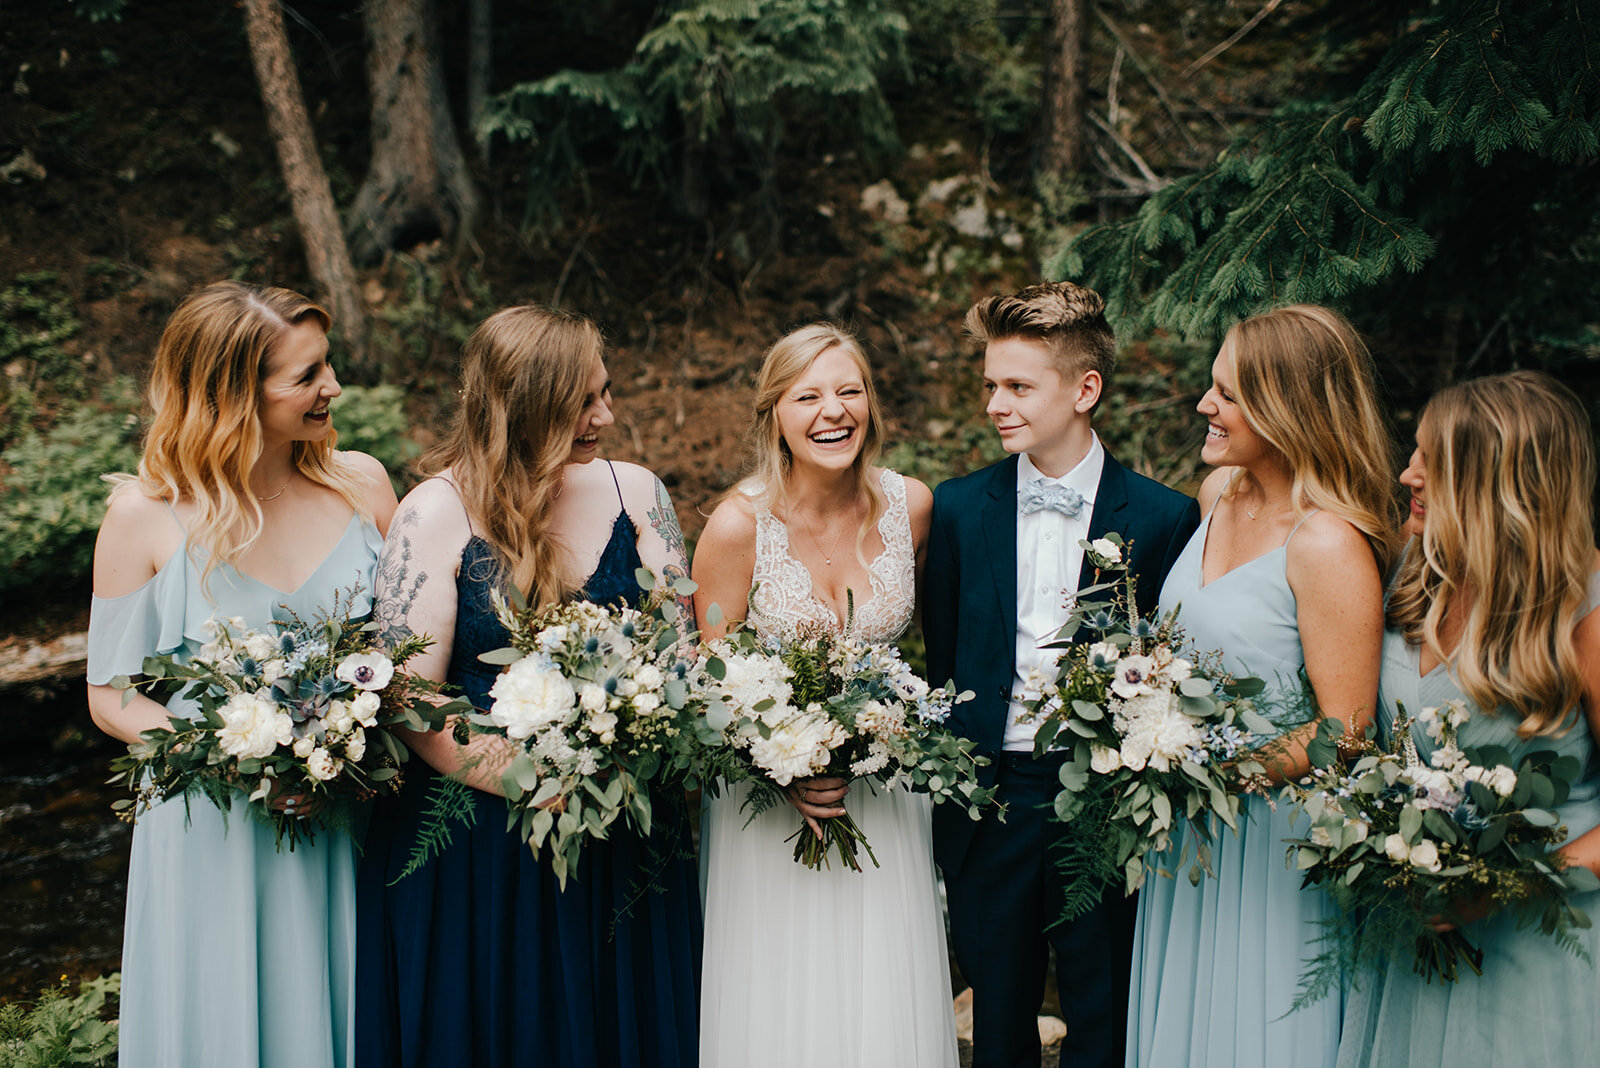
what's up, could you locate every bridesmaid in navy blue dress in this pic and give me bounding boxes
[355,306,701,1068]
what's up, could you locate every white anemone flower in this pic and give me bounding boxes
[336,651,394,691]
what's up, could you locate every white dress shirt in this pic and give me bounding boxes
[1004,435,1105,751]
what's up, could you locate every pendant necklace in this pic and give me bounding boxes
[255,478,289,502]
[800,501,855,566]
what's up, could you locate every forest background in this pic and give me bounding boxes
[0,0,1596,1049]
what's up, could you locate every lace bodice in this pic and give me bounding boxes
[749,469,915,644]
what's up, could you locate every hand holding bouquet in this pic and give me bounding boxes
[1021,535,1275,920]
[109,586,465,849]
[695,617,996,872]
[464,571,702,887]
[1283,700,1599,1004]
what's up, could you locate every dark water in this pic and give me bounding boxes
[0,695,129,1002]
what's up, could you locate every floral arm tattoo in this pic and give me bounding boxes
[373,505,427,649]
[646,477,695,620]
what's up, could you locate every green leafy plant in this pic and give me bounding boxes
[0,973,120,1068]
[0,381,143,595]
[330,385,422,492]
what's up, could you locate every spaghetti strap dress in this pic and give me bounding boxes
[1126,509,1343,1068]
[355,468,701,1068]
[86,510,382,1068]
[1336,571,1600,1067]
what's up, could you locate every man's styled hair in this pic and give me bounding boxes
[963,280,1117,382]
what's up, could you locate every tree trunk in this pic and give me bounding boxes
[348,0,480,264]
[241,0,369,372]
[466,0,492,152]
[1041,0,1090,177]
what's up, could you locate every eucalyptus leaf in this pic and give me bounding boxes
[477,647,524,666]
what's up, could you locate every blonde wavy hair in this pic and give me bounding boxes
[1223,304,1400,574]
[426,305,603,608]
[737,322,887,565]
[1386,372,1597,737]
[117,281,370,591]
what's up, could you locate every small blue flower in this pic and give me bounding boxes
[585,637,601,654]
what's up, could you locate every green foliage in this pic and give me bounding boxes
[0,973,120,1068]
[1050,0,1600,377]
[0,380,143,595]
[331,385,422,492]
[1,273,84,443]
[368,259,491,373]
[482,0,908,228]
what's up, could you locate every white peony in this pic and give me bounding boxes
[1089,744,1123,774]
[535,624,569,653]
[1408,839,1442,873]
[216,691,293,759]
[1114,691,1201,773]
[1465,763,1517,798]
[635,664,664,691]
[748,713,834,785]
[487,655,577,740]
[336,651,394,691]
[306,747,341,781]
[243,633,279,663]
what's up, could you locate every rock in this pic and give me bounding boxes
[950,197,990,239]
[1038,1015,1067,1046]
[0,148,46,184]
[208,129,242,159]
[952,987,973,1041]
[0,633,87,689]
[859,180,909,224]
[920,175,967,207]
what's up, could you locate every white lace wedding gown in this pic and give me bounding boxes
[699,469,959,1068]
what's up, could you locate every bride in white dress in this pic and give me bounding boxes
[692,323,959,1068]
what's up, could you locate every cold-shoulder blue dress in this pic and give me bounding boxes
[1336,571,1600,1067]
[355,485,701,1068]
[1126,509,1344,1068]
[86,510,383,1068]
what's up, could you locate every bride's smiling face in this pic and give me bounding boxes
[775,346,869,473]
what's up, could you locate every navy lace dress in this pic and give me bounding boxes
[356,508,701,1068]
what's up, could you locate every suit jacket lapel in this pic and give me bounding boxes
[1078,452,1130,591]
[981,455,1020,648]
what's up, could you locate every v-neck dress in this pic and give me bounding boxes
[86,512,383,1068]
[355,492,702,1068]
[1336,571,1600,1067]
[697,469,958,1068]
[1126,509,1344,1068]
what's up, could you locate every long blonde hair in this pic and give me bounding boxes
[426,305,603,607]
[1225,304,1400,573]
[1387,372,1597,736]
[119,281,370,590]
[738,322,887,564]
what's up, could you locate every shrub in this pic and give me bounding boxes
[0,973,120,1068]
[330,384,422,493]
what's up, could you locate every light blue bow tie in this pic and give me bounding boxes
[1019,478,1087,518]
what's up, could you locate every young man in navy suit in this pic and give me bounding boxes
[924,281,1200,1068]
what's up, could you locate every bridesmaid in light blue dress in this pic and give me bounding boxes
[1338,372,1600,1067]
[86,282,396,1067]
[1127,306,1399,1068]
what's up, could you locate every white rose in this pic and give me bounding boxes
[1090,538,1122,565]
[1383,833,1411,864]
[1089,745,1123,774]
[344,727,367,762]
[306,747,341,781]
[1409,839,1442,873]
[325,700,354,735]
[633,692,661,714]
[616,677,639,698]
[293,735,316,758]
[635,665,664,691]
[335,651,394,691]
[586,710,619,745]
[244,633,279,662]
[535,624,569,653]
[350,690,382,727]
[579,683,608,714]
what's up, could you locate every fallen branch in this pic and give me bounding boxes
[1183,0,1285,79]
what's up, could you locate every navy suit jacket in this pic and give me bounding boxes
[923,450,1201,874]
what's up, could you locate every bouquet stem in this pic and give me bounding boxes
[1413,929,1485,984]
[786,813,880,871]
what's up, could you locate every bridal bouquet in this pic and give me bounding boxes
[1020,535,1276,920]
[108,586,465,849]
[459,571,703,887]
[1283,700,1598,1003]
[695,619,995,871]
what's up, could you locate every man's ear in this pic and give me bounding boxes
[1073,370,1103,414]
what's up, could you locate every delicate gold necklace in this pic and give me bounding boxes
[255,478,289,502]
[799,500,857,566]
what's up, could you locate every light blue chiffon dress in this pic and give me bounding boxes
[86,511,382,1068]
[1126,510,1344,1068]
[1336,571,1600,1068]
